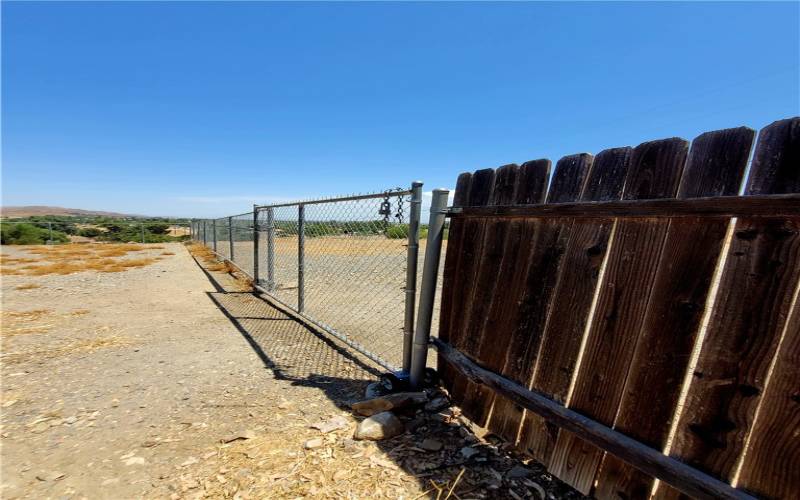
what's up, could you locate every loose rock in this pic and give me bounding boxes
[507,465,531,479]
[310,415,349,434]
[424,397,450,413]
[420,438,443,452]
[351,392,428,417]
[353,411,404,441]
[364,382,383,400]
[304,438,323,449]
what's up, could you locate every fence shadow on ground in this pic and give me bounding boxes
[191,253,382,411]
[188,250,585,499]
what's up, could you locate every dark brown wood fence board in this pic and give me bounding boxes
[736,296,800,499]
[515,159,551,205]
[460,164,521,358]
[519,147,631,463]
[458,160,551,424]
[438,172,473,388]
[485,153,592,441]
[549,137,689,494]
[744,117,800,195]
[451,164,521,408]
[594,127,755,500]
[658,117,800,497]
[442,168,496,400]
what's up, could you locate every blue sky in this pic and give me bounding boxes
[2,1,799,217]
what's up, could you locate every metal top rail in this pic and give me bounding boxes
[255,188,414,209]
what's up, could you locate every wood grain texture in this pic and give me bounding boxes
[548,137,689,494]
[438,172,473,388]
[458,160,550,424]
[593,127,755,500]
[457,159,562,424]
[433,337,755,500]
[657,117,800,498]
[451,164,521,409]
[519,147,631,464]
[442,169,495,400]
[485,154,592,441]
[736,296,800,499]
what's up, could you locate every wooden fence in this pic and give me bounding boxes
[437,117,799,499]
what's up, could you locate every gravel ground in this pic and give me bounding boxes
[1,242,582,499]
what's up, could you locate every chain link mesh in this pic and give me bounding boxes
[257,192,412,370]
[190,188,438,372]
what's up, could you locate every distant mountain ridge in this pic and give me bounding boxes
[1,206,137,218]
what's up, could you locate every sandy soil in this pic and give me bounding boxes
[1,242,582,500]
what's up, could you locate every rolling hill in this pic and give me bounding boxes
[1,206,136,218]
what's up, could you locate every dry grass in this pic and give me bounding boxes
[161,251,175,256]
[185,243,253,291]
[14,283,41,290]
[1,309,54,338]
[1,308,121,363]
[2,336,131,365]
[2,309,52,321]
[0,244,164,276]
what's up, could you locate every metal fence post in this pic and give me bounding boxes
[410,188,449,389]
[212,219,217,253]
[141,223,146,244]
[298,204,305,312]
[252,206,260,284]
[202,221,206,245]
[402,181,424,374]
[267,207,276,291]
[228,216,234,261]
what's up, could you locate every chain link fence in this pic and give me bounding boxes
[190,184,426,372]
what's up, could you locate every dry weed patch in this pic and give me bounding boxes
[1,309,54,338]
[14,283,41,290]
[185,243,253,291]
[2,335,131,365]
[0,244,163,276]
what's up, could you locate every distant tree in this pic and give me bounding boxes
[1,223,69,245]
[78,227,103,238]
[146,223,170,235]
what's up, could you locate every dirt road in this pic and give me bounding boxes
[1,242,581,499]
[1,243,376,498]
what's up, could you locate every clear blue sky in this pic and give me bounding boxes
[3,1,798,217]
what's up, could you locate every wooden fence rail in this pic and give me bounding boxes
[437,117,799,499]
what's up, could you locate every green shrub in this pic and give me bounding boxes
[78,227,103,238]
[384,224,409,239]
[1,223,69,245]
[145,223,170,235]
